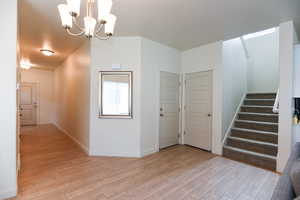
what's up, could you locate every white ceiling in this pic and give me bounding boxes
[19,0,300,69]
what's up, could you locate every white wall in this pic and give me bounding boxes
[89,37,142,157]
[54,42,91,153]
[21,68,55,124]
[0,1,17,199]
[245,29,279,93]
[222,38,248,139]
[140,38,181,156]
[277,21,297,172]
[294,45,300,98]
[181,42,223,155]
[89,37,181,157]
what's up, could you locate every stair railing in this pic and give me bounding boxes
[273,89,279,113]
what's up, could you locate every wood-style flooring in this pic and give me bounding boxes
[12,124,279,200]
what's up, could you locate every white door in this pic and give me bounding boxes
[20,83,37,126]
[159,71,180,149]
[184,71,212,151]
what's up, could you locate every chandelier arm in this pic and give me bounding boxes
[72,17,85,32]
[95,33,111,40]
[96,23,105,34]
[66,28,85,36]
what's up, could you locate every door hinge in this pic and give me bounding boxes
[178,107,181,112]
[184,105,186,110]
[184,131,186,135]
[178,133,181,139]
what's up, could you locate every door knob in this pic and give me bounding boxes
[160,114,164,117]
[208,114,211,117]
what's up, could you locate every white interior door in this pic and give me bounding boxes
[184,71,212,151]
[159,71,180,149]
[20,83,37,126]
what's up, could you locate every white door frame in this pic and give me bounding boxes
[181,70,213,150]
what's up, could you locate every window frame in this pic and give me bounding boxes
[98,71,133,119]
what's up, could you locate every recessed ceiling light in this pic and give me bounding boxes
[40,49,55,56]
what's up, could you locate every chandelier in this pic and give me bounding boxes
[58,0,117,40]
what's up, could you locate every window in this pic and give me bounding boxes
[243,28,276,40]
[99,71,132,118]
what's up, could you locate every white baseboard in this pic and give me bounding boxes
[222,93,246,145]
[89,150,141,158]
[0,188,17,200]
[53,123,89,155]
[141,147,158,157]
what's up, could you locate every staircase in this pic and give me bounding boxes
[223,93,278,171]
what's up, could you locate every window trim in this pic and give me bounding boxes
[98,71,133,119]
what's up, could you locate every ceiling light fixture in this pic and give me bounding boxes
[20,60,34,70]
[40,49,55,56]
[57,0,117,40]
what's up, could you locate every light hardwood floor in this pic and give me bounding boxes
[12,124,279,200]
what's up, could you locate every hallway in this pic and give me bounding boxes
[14,124,278,200]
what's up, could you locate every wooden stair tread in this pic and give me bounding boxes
[228,136,278,147]
[223,93,278,170]
[231,127,277,135]
[235,119,278,125]
[238,112,278,116]
[223,145,276,160]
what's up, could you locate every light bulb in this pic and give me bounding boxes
[84,17,97,38]
[58,4,72,28]
[98,0,112,22]
[67,0,81,16]
[105,14,116,36]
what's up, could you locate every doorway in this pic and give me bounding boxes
[159,71,180,149]
[184,71,212,151]
[20,82,38,126]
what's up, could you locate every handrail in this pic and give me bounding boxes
[273,89,279,113]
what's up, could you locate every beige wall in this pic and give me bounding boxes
[54,42,91,153]
[21,68,55,124]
